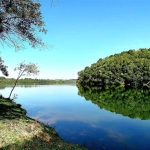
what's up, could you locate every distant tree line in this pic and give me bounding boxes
[0,77,76,85]
[77,48,150,87]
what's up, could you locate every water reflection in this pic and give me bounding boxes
[1,85,150,150]
[77,86,150,120]
[0,84,52,89]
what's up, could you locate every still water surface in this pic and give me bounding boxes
[1,85,150,150]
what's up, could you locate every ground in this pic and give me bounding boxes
[0,98,87,150]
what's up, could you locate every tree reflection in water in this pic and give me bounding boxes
[78,86,150,120]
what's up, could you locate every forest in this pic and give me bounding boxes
[77,48,150,87]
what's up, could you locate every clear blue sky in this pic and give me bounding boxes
[0,0,150,79]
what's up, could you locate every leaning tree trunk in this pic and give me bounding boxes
[8,78,19,99]
[8,68,25,99]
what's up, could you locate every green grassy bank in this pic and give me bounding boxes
[0,97,87,150]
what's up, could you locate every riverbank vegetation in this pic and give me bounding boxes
[78,86,150,120]
[77,48,150,87]
[0,77,76,85]
[0,97,87,150]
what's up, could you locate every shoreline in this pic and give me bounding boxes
[0,97,87,149]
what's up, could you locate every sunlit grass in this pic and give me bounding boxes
[0,98,87,150]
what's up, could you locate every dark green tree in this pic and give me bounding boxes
[77,48,150,87]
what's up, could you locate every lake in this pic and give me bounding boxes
[1,85,150,150]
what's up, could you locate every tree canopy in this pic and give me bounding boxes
[0,0,48,76]
[77,48,150,87]
[0,0,47,51]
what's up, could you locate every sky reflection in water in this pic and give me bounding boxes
[1,85,150,150]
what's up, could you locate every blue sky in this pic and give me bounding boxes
[0,0,150,79]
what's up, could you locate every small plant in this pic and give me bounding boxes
[11,94,18,101]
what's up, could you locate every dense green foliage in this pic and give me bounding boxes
[78,86,150,120]
[77,48,150,87]
[0,77,76,85]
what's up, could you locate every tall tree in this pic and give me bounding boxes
[0,0,49,76]
[0,0,47,51]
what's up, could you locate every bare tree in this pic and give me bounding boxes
[8,62,39,99]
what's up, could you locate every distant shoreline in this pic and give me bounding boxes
[0,77,77,85]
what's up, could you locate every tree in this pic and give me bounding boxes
[8,62,39,99]
[0,57,8,76]
[77,48,150,87]
[0,0,47,51]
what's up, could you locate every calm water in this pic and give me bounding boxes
[1,85,150,150]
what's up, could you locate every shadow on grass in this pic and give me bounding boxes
[0,98,27,120]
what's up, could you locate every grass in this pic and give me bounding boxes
[0,97,87,150]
